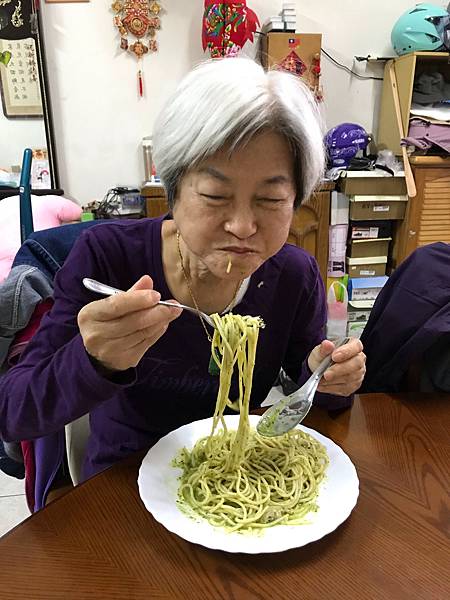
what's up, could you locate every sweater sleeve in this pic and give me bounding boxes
[0,227,137,442]
[282,254,353,410]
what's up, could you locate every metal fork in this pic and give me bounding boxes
[82,278,217,328]
[257,337,350,437]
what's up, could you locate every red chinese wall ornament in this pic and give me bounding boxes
[202,1,260,58]
[111,1,163,97]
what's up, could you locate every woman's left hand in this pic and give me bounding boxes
[307,338,366,396]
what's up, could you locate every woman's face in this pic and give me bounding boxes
[173,131,297,280]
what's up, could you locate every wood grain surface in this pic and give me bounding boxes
[1,393,449,600]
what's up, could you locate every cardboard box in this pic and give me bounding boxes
[339,172,407,196]
[349,196,407,221]
[260,33,322,90]
[349,220,393,239]
[348,276,389,301]
[348,237,391,258]
[347,300,374,322]
[262,18,284,32]
[346,256,387,278]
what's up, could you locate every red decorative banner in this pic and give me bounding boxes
[202,1,260,58]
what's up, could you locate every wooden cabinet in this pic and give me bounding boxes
[142,184,332,282]
[287,190,330,281]
[378,51,450,267]
[392,157,450,267]
[378,51,449,155]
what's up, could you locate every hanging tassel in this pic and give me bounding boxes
[138,69,144,98]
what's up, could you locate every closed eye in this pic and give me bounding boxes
[201,194,229,201]
[257,197,285,202]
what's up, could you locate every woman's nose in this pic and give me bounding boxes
[224,203,257,239]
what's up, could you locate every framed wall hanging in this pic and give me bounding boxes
[0,38,43,117]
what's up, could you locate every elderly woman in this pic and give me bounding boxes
[0,59,365,481]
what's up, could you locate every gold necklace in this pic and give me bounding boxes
[176,231,242,343]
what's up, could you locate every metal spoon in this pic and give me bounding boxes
[257,337,350,437]
[82,277,216,328]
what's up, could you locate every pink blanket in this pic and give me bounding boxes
[0,194,82,282]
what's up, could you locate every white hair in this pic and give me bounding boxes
[152,58,325,209]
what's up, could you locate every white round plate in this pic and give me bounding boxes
[138,415,359,554]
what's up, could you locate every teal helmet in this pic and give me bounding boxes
[391,3,450,55]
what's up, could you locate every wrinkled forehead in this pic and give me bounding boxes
[184,133,296,186]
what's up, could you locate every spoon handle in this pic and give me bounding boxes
[83,278,122,296]
[309,337,350,382]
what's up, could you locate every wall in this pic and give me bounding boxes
[0,117,46,169]
[40,0,449,205]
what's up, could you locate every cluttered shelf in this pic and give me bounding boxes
[327,169,408,339]
[377,51,450,265]
[378,51,450,156]
[333,48,450,339]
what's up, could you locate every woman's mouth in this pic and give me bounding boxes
[222,247,256,255]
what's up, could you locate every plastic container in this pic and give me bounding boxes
[142,136,153,184]
[326,281,348,341]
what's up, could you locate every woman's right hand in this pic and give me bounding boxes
[77,275,182,373]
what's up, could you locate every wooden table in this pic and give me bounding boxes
[1,393,449,599]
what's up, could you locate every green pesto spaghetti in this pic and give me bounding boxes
[174,313,329,533]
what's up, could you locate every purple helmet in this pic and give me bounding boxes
[325,123,369,167]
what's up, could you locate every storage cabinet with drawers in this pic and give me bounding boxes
[391,157,450,267]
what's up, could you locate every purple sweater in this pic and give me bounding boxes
[0,217,348,480]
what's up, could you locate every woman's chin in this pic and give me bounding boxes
[212,258,262,280]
